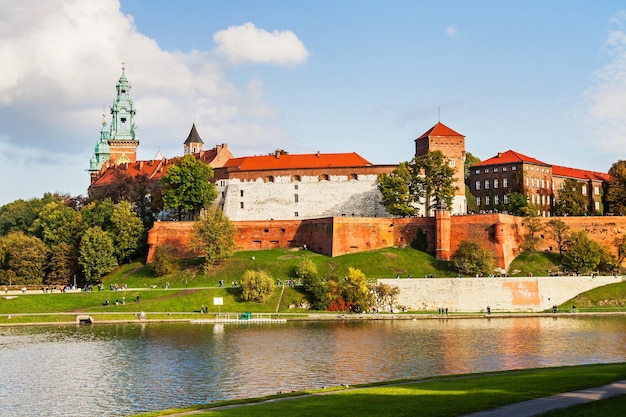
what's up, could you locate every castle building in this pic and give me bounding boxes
[470,150,609,216]
[414,122,467,215]
[88,71,471,220]
[89,65,139,182]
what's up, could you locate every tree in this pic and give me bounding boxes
[295,257,318,282]
[464,152,481,185]
[79,227,118,283]
[240,270,274,302]
[373,282,400,312]
[150,245,180,277]
[337,267,372,313]
[377,162,421,216]
[46,242,77,286]
[34,201,82,247]
[191,206,236,273]
[110,201,144,263]
[523,215,543,258]
[415,150,458,211]
[377,151,457,216]
[81,199,116,231]
[161,154,217,220]
[564,231,605,274]
[506,192,529,216]
[0,231,48,285]
[0,193,62,236]
[554,178,588,216]
[451,241,495,276]
[546,219,570,262]
[615,235,626,267]
[606,160,626,215]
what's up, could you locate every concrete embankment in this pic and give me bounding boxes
[380,275,624,312]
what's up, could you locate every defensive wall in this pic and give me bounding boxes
[146,214,626,270]
[379,275,624,312]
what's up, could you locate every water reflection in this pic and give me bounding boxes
[0,316,625,417]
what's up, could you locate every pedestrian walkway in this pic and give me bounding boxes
[460,379,626,417]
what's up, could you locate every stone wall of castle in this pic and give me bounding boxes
[216,172,394,221]
[146,214,626,270]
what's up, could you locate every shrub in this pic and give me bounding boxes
[451,241,495,276]
[240,270,274,302]
[150,245,179,277]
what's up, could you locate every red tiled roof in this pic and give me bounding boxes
[223,152,372,171]
[415,122,464,140]
[472,150,550,167]
[552,165,610,182]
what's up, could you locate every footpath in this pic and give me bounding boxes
[460,379,626,417]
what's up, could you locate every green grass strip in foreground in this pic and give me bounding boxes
[134,363,626,417]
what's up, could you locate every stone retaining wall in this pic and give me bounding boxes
[379,275,623,312]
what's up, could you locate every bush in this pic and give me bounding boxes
[451,241,495,276]
[150,245,179,277]
[240,270,274,303]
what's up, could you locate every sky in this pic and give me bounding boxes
[1,0,626,206]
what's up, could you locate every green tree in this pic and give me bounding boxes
[450,241,495,276]
[150,245,180,277]
[161,154,217,220]
[506,192,529,216]
[373,282,400,312]
[606,160,626,215]
[554,178,588,216]
[0,231,48,285]
[34,201,82,247]
[110,201,144,263]
[295,257,318,282]
[46,242,77,286]
[240,270,274,302]
[523,215,543,258]
[415,150,458,211]
[377,162,421,216]
[564,231,604,274]
[0,193,63,236]
[79,227,118,283]
[546,219,570,262]
[464,152,481,185]
[342,267,372,312]
[81,199,116,231]
[191,206,236,273]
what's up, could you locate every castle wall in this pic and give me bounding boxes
[380,275,623,312]
[217,172,394,221]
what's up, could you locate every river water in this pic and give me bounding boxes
[1,316,625,417]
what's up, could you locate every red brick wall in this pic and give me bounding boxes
[146,214,626,269]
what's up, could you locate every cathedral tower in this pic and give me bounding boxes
[107,64,139,164]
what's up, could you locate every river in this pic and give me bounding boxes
[1,316,625,417]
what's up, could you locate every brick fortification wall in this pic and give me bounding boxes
[146,214,626,269]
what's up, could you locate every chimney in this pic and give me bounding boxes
[275,150,280,159]
[316,151,320,158]
[497,152,502,158]
[139,161,143,170]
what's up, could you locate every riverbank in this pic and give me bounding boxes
[129,363,626,417]
[2,310,626,327]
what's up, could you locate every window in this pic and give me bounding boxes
[265,176,275,183]
[320,174,330,181]
[295,184,298,190]
[291,175,301,182]
[582,186,587,195]
[240,190,244,197]
[494,195,500,205]
[485,168,490,173]
[294,212,299,217]
[494,179,499,189]
[526,178,530,187]
[503,194,509,204]
[503,178,508,188]
[594,186,600,195]
[449,158,455,167]
[503,167,507,172]
[595,201,600,211]
[475,169,480,174]
[485,196,490,206]
[531,194,536,204]
[494,167,499,173]
[349,173,358,180]
[475,181,481,191]
[512,166,516,171]
[484,180,490,190]
[294,194,299,203]
[240,202,244,209]
[541,180,545,189]
[476,197,481,207]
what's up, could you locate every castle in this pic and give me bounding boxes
[89,69,616,269]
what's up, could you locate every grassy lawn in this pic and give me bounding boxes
[132,363,626,417]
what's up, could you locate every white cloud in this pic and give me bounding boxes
[0,0,308,204]
[584,10,626,155]
[214,22,309,66]
[445,26,458,37]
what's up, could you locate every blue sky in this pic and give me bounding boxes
[1,0,626,205]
